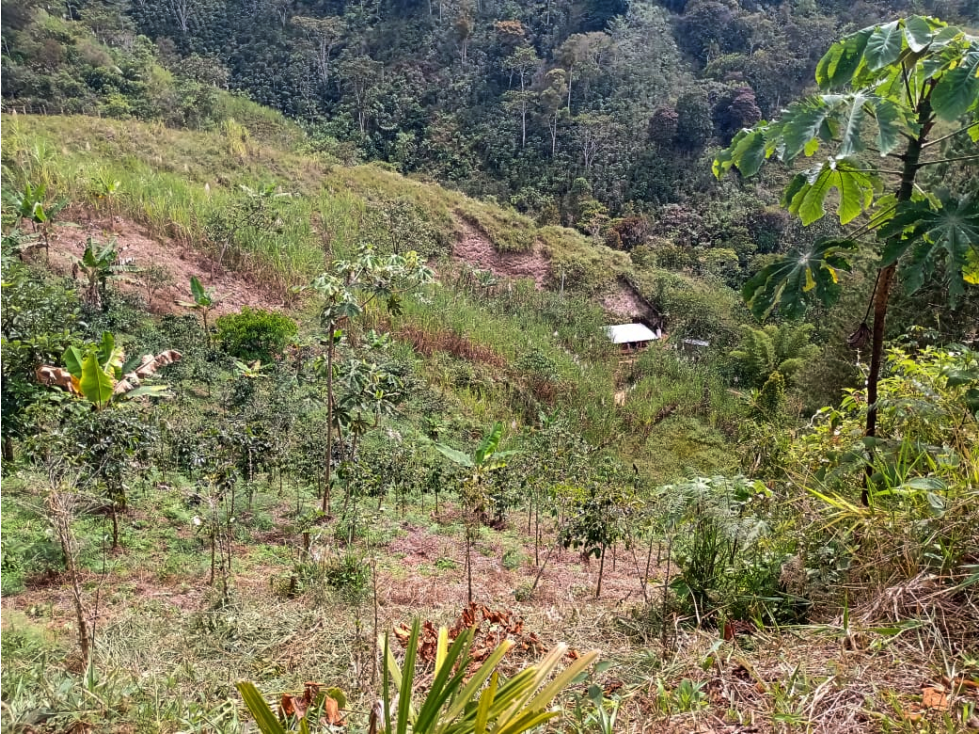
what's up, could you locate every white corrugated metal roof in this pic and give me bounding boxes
[606,323,659,344]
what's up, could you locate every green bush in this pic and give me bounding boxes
[324,553,371,597]
[657,476,800,623]
[215,307,297,363]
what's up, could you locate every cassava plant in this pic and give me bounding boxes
[300,244,432,514]
[713,15,979,504]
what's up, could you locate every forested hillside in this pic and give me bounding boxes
[2,2,979,733]
[4,0,976,212]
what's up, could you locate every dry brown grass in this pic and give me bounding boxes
[396,324,508,368]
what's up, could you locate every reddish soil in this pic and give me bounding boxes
[380,519,654,611]
[45,213,285,316]
[602,280,658,322]
[452,221,550,288]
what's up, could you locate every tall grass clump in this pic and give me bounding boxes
[787,346,979,612]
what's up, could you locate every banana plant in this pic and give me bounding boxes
[232,359,272,379]
[436,422,517,603]
[4,181,67,262]
[177,276,217,344]
[40,332,178,410]
[91,170,122,224]
[74,238,127,311]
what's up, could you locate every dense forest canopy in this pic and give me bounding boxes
[5,0,976,212]
[5,0,977,407]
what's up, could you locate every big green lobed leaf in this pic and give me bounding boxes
[781,160,876,226]
[742,238,858,320]
[864,21,903,70]
[930,46,979,122]
[879,193,979,301]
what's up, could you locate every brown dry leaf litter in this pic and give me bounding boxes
[392,602,549,667]
[280,682,346,727]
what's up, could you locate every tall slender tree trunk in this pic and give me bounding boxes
[55,500,91,664]
[595,545,606,598]
[323,326,335,514]
[466,527,474,604]
[862,92,934,505]
[110,504,119,550]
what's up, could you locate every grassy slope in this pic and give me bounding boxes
[2,114,552,281]
[4,114,745,339]
[2,113,970,734]
[4,111,743,473]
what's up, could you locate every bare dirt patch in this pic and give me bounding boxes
[452,221,550,287]
[379,519,651,611]
[45,213,285,316]
[602,279,659,322]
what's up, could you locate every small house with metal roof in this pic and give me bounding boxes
[605,323,662,353]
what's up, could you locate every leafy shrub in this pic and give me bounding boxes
[514,348,558,382]
[729,322,819,389]
[215,307,297,363]
[1,260,83,452]
[502,549,523,570]
[657,476,800,623]
[323,553,370,597]
[789,346,979,594]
